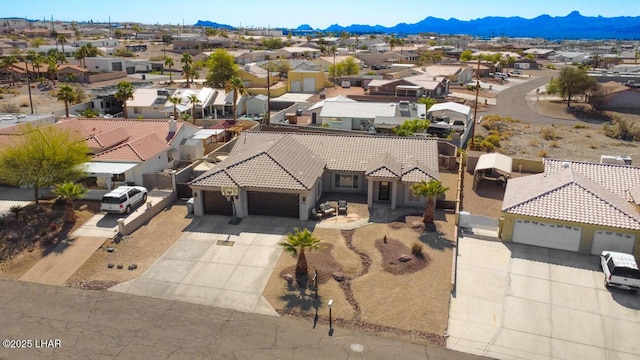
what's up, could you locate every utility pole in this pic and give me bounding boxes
[266,66,271,126]
[470,57,481,149]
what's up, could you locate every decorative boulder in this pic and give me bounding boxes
[399,255,413,262]
[332,272,346,282]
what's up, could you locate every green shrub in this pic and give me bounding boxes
[574,124,588,129]
[411,242,423,256]
[540,127,561,140]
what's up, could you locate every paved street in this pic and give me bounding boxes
[448,236,640,360]
[0,279,491,360]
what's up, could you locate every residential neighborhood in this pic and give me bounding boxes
[1,9,640,360]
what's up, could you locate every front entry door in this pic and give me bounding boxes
[378,181,390,201]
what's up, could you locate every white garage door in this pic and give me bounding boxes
[303,77,316,93]
[290,81,301,92]
[513,220,581,252]
[590,230,636,255]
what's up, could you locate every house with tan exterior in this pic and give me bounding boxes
[500,159,640,259]
[189,132,440,221]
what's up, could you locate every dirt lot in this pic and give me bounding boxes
[66,201,191,288]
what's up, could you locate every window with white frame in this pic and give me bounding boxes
[334,174,359,189]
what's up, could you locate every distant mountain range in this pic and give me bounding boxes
[195,11,640,40]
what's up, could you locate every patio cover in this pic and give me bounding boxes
[82,162,138,175]
[474,153,512,178]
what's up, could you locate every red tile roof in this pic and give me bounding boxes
[92,133,169,161]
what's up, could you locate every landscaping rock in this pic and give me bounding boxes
[332,272,346,282]
[411,221,423,229]
[399,255,412,262]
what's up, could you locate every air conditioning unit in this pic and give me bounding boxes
[600,155,632,166]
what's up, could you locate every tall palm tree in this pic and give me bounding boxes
[410,179,450,226]
[186,94,200,123]
[168,96,181,120]
[114,81,134,118]
[181,53,193,86]
[279,228,321,284]
[57,34,67,56]
[224,75,246,124]
[164,57,174,83]
[74,45,88,68]
[52,181,88,222]
[56,85,76,117]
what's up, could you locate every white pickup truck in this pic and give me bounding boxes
[601,251,640,292]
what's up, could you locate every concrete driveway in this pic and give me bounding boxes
[448,235,640,360]
[110,215,306,316]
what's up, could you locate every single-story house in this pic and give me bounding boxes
[500,159,640,259]
[288,70,325,93]
[189,132,440,221]
[367,75,448,98]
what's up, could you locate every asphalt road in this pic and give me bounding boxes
[484,70,600,128]
[0,279,492,360]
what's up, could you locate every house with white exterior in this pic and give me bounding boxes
[189,132,440,221]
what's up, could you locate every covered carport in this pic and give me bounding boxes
[473,153,512,188]
[81,162,138,190]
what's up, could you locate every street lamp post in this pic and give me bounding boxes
[328,299,334,336]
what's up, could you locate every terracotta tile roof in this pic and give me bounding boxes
[544,159,640,202]
[92,133,169,161]
[192,132,439,190]
[91,127,129,150]
[503,169,640,230]
[191,135,325,190]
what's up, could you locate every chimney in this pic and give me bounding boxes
[168,119,177,133]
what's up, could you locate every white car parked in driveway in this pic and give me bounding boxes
[100,186,148,214]
[601,251,640,292]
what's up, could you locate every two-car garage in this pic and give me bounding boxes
[511,219,637,255]
[202,190,300,218]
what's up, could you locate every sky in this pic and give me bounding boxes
[5,0,640,29]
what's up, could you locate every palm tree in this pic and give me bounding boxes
[52,182,88,222]
[186,94,201,123]
[164,57,174,83]
[57,34,67,56]
[46,54,59,82]
[410,179,450,226]
[169,96,181,120]
[279,228,321,284]
[114,81,134,118]
[181,53,193,86]
[224,75,246,124]
[2,55,18,85]
[56,85,76,117]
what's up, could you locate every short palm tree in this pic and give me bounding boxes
[114,81,134,118]
[53,182,88,222]
[164,57,174,83]
[181,53,193,86]
[279,228,321,284]
[224,75,246,124]
[56,85,76,117]
[186,94,201,123]
[57,34,67,55]
[411,179,450,226]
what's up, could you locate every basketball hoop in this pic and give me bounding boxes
[220,186,238,202]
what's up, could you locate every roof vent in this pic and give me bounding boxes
[560,161,571,169]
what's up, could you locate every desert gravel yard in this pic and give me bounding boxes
[264,211,457,345]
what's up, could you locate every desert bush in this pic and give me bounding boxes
[537,149,548,157]
[540,127,561,140]
[603,116,640,141]
[590,144,598,149]
[528,139,539,147]
[411,242,423,256]
[574,124,588,129]
[19,102,29,107]
[546,64,556,70]
[9,205,23,220]
[550,141,559,148]
[0,103,20,113]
